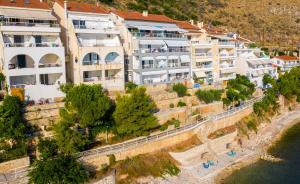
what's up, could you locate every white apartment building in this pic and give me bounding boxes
[211,34,237,86]
[112,10,191,85]
[176,21,217,86]
[0,0,66,102]
[271,55,300,73]
[53,0,125,91]
[236,47,277,88]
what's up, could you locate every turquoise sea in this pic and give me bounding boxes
[223,122,300,184]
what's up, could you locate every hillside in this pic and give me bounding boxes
[61,0,300,50]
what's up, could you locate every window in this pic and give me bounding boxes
[83,52,100,65]
[105,52,119,63]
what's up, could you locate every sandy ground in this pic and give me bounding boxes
[143,106,300,184]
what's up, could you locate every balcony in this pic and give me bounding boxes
[137,48,189,54]
[1,21,59,28]
[131,32,185,39]
[4,42,61,48]
[195,62,213,70]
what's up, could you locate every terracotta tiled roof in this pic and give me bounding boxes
[175,21,201,33]
[203,24,227,35]
[274,55,299,61]
[0,0,50,10]
[112,10,175,23]
[56,0,108,14]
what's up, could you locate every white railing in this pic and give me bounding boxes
[75,96,262,159]
[5,96,262,182]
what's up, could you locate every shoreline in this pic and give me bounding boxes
[214,107,300,184]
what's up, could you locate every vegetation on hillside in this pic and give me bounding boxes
[222,75,255,108]
[0,96,28,162]
[195,89,223,104]
[113,87,159,137]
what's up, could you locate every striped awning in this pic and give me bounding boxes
[0,8,56,20]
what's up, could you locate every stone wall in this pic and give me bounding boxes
[24,102,63,128]
[82,106,252,169]
[0,157,29,173]
[208,131,238,154]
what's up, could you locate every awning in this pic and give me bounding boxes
[0,8,56,20]
[132,25,164,31]
[164,27,187,33]
[220,68,236,74]
[168,55,179,60]
[139,40,165,45]
[142,70,167,75]
[180,55,190,63]
[3,32,59,36]
[141,56,154,61]
[164,40,189,47]
[168,68,190,74]
[194,71,206,78]
[156,56,167,60]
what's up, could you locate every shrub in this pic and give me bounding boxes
[172,83,187,97]
[169,103,174,108]
[125,82,138,93]
[195,89,222,104]
[177,101,186,107]
[101,163,109,172]
[160,124,169,131]
[108,154,116,166]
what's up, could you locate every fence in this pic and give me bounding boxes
[76,96,262,159]
[1,96,262,182]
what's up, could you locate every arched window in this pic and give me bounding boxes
[83,52,100,65]
[8,54,34,69]
[39,54,61,68]
[105,52,120,63]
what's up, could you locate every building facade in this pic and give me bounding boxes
[53,0,125,91]
[0,0,66,102]
[271,55,300,73]
[112,10,191,86]
[236,47,277,88]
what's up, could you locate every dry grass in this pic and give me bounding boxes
[208,125,236,139]
[166,135,202,152]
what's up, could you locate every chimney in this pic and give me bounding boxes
[189,20,194,25]
[96,2,100,7]
[197,21,204,29]
[10,0,16,3]
[40,0,43,2]
[24,0,30,4]
[142,10,148,17]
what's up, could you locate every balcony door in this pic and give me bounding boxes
[17,55,26,68]
[40,74,49,85]
[34,36,42,46]
[14,35,24,46]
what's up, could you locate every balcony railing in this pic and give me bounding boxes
[131,32,185,39]
[1,22,59,27]
[195,53,212,57]
[39,63,61,68]
[195,64,213,69]
[137,48,189,54]
[220,64,235,68]
[219,41,235,46]
[83,77,101,82]
[4,42,61,47]
[74,25,117,31]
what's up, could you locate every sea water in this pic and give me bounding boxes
[223,123,300,184]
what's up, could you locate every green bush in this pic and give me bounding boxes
[101,163,109,172]
[125,82,138,93]
[195,89,222,104]
[172,83,187,97]
[160,124,169,131]
[177,101,186,107]
[169,103,174,108]
[108,154,116,166]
